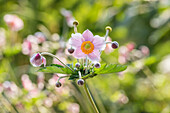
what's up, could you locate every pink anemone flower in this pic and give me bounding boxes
[69,29,106,61]
[30,53,46,67]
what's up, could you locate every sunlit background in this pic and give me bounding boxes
[0,0,170,113]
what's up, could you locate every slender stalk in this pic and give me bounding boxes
[41,52,74,72]
[104,30,109,41]
[74,24,78,33]
[84,82,99,113]
[57,75,69,82]
[73,23,80,62]
[78,71,82,79]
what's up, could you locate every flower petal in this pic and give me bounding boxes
[92,35,106,50]
[73,48,86,59]
[42,57,46,67]
[87,50,100,61]
[82,29,94,41]
[69,33,84,48]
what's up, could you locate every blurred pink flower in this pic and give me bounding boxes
[118,94,129,104]
[140,45,150,56]
[2,81,19,98]
[69,29,106,61]
[0,83,3,93]
[37,72,45,90]
[21,74,34,91]
[60,8,75,27]
[67,103,80,113]
[34,32,46,44]
[44,98,53,107]
[4,14,24,31]
[30,53,46,67]
[0,28,6,49]
[22,39,32,55]
[126,42,135,52]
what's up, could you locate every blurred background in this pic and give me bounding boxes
[0,0,170,113]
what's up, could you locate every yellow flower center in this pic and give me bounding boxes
[81,41,94,54]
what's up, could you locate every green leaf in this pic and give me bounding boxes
[50,64,64,68]
[38,65,73,74]
[94,64,127,74]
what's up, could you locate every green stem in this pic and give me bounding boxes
[84,82,99,113]
[104,30,109,41]
[2,93,19,113]
[57,75,69,82]
[41,52,74,72]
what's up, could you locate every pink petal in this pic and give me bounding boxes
[82,29,94,41]
[30,53,43,67]
[92,35,106,50]
[69,33,84,48]
[87,50,100,61]
[73,48,86,59]
[42,57,46,67]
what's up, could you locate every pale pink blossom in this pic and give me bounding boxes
[140,45,150,56]
[4,14,24,31]
[44,98,53,107]
[30,53,46,67]
[126,42,135,52]
[67,103,80,113]
[60,9,75,27]
[34,32,46,44]
[21,74,34,91]
[0,28,6,49]
[22,39,32,55]
[69,29,106,61]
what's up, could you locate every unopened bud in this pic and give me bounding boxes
[111,41,119,49]
[75,63,80,68]
[77,79,84,86]
[68,48,74,54]
[94,62,101,68]
[56,82,62,88]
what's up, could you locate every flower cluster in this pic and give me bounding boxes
[118,42,150,64]
[30,21,126,88]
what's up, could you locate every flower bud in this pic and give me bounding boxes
[68,48,74,54]
[111,41,119,49]
[77,79,84,86]
[94,62,101,68]
[75,63,80,68]
[56,82,62,88]
[30,53,46,67]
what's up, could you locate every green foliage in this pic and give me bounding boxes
[94,64,127,74]
[38,64,73,74]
